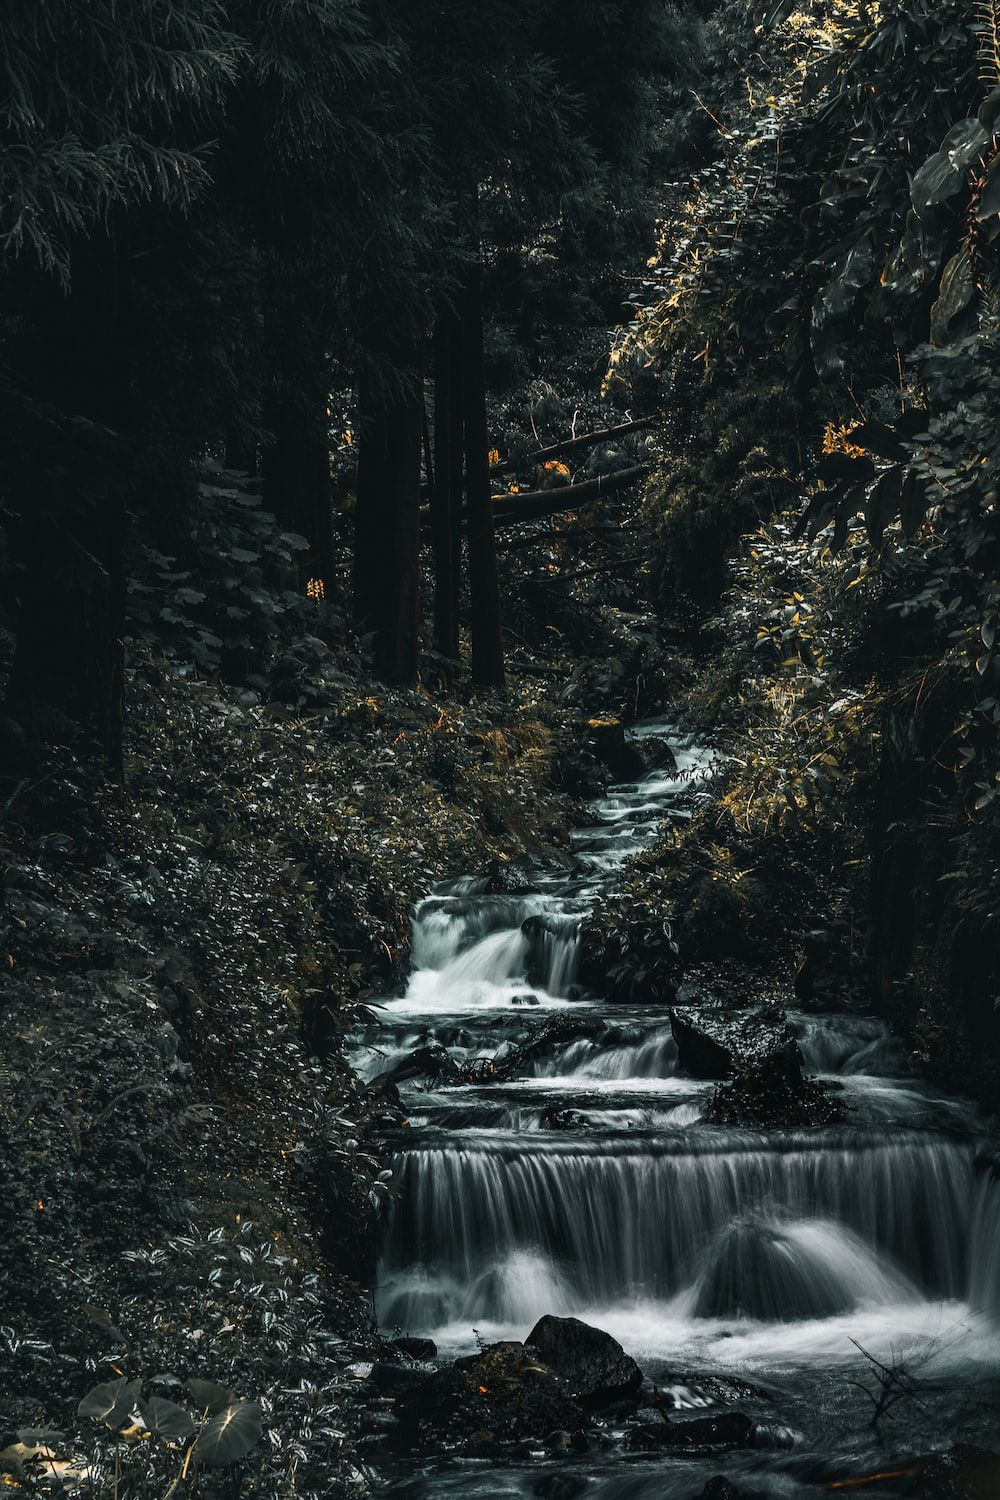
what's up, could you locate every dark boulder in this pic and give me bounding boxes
[376,1045,458,1086]
[708,1065,844,1128]
[586,718,648,783]
[671,1007,799,1082]
[525,1315,642,1407]
[670,1009,736,1080]
[913,1444,1000,1497]
[394,1341,583,1450]
[625,1412,756,1453]
[793,925,856,1012]
[699,1479,751,1499]
[486,860,534,895]
[641,736,678,774]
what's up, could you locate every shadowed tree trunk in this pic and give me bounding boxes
[4,443,126,777]
[353,331,424,683]
[431,308,463,661]
[261,389,335,596]
[461,257,505,689]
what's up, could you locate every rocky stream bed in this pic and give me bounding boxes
[340,723,1000,1497]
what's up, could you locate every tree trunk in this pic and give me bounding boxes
[431,310,462,660]
[225,427,258,474]
[5,470,126,777]
[353,332,424,683]
[461,259,505,689]
[261,394,335,596]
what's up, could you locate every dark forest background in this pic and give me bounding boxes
[2,0,1000,1488]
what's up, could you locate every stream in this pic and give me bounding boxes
[351,721,1000,1496]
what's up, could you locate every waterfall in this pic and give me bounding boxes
[378,1135,975,1329]
[360,714,999,1445]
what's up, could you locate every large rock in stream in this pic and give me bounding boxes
[670,1007,797,1081]
[525,1315,642,1406]
[912,1444,1000,1497]
[394,1340,585,1451]
[671,1005,844,1126]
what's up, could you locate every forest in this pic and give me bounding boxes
[1,0,999,1496]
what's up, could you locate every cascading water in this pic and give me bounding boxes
[351,721,1000,1496]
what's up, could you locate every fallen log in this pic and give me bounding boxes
[491,464,651,528]
[500,414,658,471]
[419,464,650,538]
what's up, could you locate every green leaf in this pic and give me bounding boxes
[865,468,903,548]
[849,422,909,461]
[977,154,1000,219]
[142,1397,195,1443]
[78,1378,142,1428]
[930,248,975,344]
[191,1402,262,1467]
[979,86,1000,131]
[185,1378,239,1413]
[911,119,988,212]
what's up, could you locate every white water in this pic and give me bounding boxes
[354,720,1000,1492]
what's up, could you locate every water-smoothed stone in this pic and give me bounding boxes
[525,1315,642,1406]
[670,1009,738,1079]
[913,1444,1000,1497]
[486,859,535,895]
[394,1341,584,1450]
[699,1479,751,1499]
[625,1411,756,1453]
[671,1006,799,1083]
[587,717,648,782]
[708,1065,845,1128]
[377,1044,458,1086]
[793,925,858,1012]
[390,1335,437,1360]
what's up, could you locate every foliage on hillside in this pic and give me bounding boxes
[612,0,1000,1084]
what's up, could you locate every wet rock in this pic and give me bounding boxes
[670,1009,736,1079]
[708,1066,845,1128]
[535,1476,588,1500]
[377,1045,458,1086]
[586,718,647,782]
[369,1360,435,1397]
[794,925,856,1012]
[699,1479,751,1499]
[394,1341,583,1450]
[391,1336,437,1360]
[641,736,678,773]
[625,1411,756,1453]
[486,860,534,895]
[651,1372,771,1411]
[506,1017,604,1076]
[670,1007,798,1082]
[525,1315,642,1407]
[913,1444,1000,1497]
[463,1428,503,1457]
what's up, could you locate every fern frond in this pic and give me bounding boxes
[975,0,1000,83]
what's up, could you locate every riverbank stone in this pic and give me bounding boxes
[670,1006,800,1081]
[913,1444,1000,1497]
[525,1315,643,1406]
[393,1340,584,1449]
[625,1411,756,1453]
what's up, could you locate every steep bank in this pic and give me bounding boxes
[0,619,631,1491]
